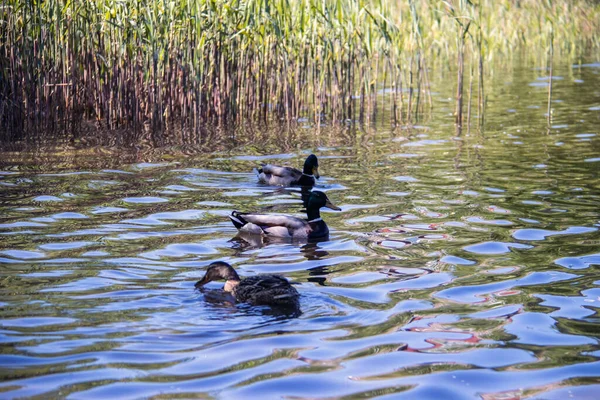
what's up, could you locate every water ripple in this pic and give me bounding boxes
[1,64,599,398]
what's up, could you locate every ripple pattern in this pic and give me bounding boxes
[1,63,600,399]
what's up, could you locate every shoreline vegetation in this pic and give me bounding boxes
[1,0,599,140]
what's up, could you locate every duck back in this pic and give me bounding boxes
[235,275,300,308]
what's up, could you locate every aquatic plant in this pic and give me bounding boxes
[0,0,598,139]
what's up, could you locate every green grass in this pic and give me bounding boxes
[1,0,599,139]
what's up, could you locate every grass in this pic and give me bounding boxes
[1,0,599,140]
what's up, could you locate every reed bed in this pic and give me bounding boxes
[1,0,599,140]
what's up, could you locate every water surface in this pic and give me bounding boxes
[1,62,599,399]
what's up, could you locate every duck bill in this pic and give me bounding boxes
[325,199,341,211]
[313,167,320,179]
[195,275,210,288]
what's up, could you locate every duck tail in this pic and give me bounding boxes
[229,211,248,230]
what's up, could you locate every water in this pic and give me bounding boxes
[1,63,599,399]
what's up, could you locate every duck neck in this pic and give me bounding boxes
[224,280,240,293]
[303,162,313,176]
[306,207,321,222]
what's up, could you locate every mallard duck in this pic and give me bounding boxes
[195,261,300,308]
[229,190,340,239]
[257,154,320,187]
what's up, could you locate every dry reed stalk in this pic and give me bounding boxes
[547,31,554,128]
[0,0,598,140]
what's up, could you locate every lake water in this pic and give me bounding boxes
[0,62,599,399]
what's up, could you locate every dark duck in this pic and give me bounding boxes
[195,261,300,308]
[257,154,320,187]
[229,190,340,239]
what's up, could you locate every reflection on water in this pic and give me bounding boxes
[1,63,600,399]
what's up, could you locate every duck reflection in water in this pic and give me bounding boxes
[230,232,331,260]
[306,265,330,286]
[255,186,313,212]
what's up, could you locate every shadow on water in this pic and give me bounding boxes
[231,232,331,254]
[199,289,303,320]
[0,62,600,399]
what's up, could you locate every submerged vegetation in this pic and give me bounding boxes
[1,0,599,139]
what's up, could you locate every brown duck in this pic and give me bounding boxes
[195,261,300,308]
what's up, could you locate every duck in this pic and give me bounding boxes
[195,261,300,308]
[257,154,320,187]
[229,190,340,239]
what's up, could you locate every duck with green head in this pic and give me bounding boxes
[195,261,300,308]
[229,190,341,239]
[257,154,320,187]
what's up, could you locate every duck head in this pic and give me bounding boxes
[195,261,241,291]
[307,191,341,212]
[303,154,320,179]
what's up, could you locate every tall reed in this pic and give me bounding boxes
[0,0,598,140]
